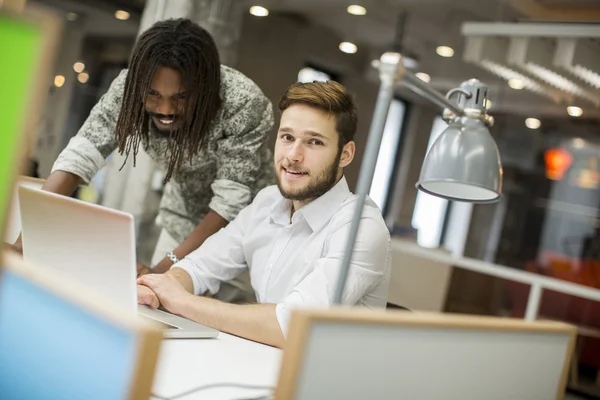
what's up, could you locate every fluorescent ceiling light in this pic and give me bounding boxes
[77,72,89,84]
[347,5,367,15]
[54,75,65,88]
[567,106,583,117]
[249,6,269,17]
[436,46,454,57]
[73,62,85,73]
[525,118,541,129]
[339,42,358,54]
[114,10,130,20]
[508,78,525,89]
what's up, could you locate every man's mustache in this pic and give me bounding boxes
[147,112,178,120]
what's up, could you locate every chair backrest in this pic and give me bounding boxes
[0,253,163,400]
[275,308,576,400]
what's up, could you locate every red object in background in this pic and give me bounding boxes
[545,148,573,180]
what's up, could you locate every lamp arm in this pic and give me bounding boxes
[402,70,465,116]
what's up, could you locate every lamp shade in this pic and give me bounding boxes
[416,116,503,203]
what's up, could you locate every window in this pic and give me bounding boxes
[369,99,406,212]
[411,116,450,248]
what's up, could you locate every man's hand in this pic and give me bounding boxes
[137,274,192,315]
[137,284,160,309]
[136,263,152,277]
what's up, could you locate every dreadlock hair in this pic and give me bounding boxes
[115,18,222,182]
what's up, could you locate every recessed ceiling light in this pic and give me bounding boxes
[73,61,85,73]
[567,106,583,117]
[339,41,358,54]
[415,72,430,83]
[54,75,65,88]
[77,72,89,84]
[115,10,130,20]
[65,12,78,21]
[525,118,541,129]
[249,6,269,17]
[347,5,367,15]
[436,46,454,58]
[573,138,585,148]
[508,78,525,90]
[484,99,493,109]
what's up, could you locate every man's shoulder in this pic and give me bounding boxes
[334,195,390,236]
[219,65,270,110]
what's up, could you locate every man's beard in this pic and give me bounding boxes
[276,150,341,201]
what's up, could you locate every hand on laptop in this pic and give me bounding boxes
[137,274,192,315]
[137,284,160,309]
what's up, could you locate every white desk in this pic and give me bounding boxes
[151,332,282,400]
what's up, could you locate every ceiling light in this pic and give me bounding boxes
[572,138,585,148]
[436,46,454,58]
[347,5,367,15]
[567,106,583,117]
[54,75,65,88]
[65,12,78,21]
[508,78,525,90]
[73,62,85,73]
[525,118,541,129]
[77,72,89,84]
[484,99,492,109]
[339,42,358,54]
[249,6,269,17]
[114,10,130,20]
[415,72,430,83]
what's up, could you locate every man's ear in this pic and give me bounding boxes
[339,141,355,168]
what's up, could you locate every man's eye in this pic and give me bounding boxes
[148,90,158,96]
[310,140,323,146]
[281,134,293,141]
[175,93,186,100]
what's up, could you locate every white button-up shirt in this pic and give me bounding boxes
[173,176,391,334]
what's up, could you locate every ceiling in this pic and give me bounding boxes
[33,0,600,119]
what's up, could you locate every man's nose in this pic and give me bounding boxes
[287,142,304,163]
[155,97,177,116]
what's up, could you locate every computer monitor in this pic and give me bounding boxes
[276,308,576,400]
[0,253,163,400]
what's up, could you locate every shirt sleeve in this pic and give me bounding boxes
[209,83,274,222]
[170,197,254,295]
[51,70,126,183]
[275,218,391,336]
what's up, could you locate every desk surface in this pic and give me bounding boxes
[151,332,282,400]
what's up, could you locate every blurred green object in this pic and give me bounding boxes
[0,14,40,234]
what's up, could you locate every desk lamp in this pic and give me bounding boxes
[333,52,503,304]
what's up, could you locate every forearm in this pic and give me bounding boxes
[180,297,285,348]
[153,210,228,272]
[41,170,82,196]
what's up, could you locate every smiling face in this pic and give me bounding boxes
[274,103,355,210]
[144,66,187,133]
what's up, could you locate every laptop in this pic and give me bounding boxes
[17,185,219,339]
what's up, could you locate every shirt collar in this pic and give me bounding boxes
[269,176,351,231]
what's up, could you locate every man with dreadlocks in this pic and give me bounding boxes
[14,19,274,304]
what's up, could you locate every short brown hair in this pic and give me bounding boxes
[278,81,358,149]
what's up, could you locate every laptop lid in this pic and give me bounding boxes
[18,185,137,314]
